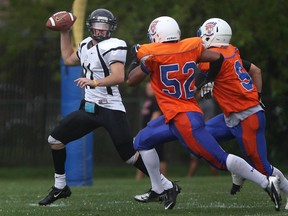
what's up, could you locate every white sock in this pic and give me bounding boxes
[231,172,245,185]
[272,167,288,198]
[160,174,173,190]
[140,149,164,194]
[54,173,66,189]
[226,154,268,189]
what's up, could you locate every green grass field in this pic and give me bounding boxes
[0,166,287,216]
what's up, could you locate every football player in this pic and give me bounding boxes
[127,16,281,211]
[197,17,288,211]
[38,8,173,206]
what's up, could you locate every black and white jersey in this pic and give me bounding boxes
[77,37,127,112]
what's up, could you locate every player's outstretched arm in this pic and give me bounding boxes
[60,30,80,66]
[126,65,147,86]
[196,50,224,90]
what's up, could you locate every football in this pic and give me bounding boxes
[46,11,77,31]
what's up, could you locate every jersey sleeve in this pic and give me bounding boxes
[104,39,128,65]
[137,45,152,74]
[76,42,82,60]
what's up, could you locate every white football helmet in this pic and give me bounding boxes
[147,16,181,43]
[197,18,232,48]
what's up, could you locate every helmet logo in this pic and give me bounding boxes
[204,22,217,36]
[149,20,159,36]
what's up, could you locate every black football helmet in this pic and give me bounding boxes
[86,9,117,42]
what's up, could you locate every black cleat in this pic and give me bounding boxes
[134,189,167,203]
[39,185,72,206]
[230,183,242,195]
[164,182,181,210]
[230,173,245,195]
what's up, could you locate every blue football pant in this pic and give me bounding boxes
[205,111,273,176]
[133,111,228,170]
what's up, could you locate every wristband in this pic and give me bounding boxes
[93,80,98,87]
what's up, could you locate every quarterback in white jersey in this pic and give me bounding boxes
[39,8,171,206]
[78,37,126,112]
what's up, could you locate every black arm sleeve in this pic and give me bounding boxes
[127,58,139,73]
[242,59,251,71]
[207,53,224,81]
[195,71,207,88]
[126,44,140,75]
[195,54,224,90]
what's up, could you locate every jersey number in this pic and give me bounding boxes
[234,60,253,91]
[160,62,196,99]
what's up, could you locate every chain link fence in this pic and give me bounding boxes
[0,39,287,167]
[0,92,287,167]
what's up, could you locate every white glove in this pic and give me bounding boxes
[200,82,214,99]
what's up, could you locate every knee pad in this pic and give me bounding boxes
[48,135,65,150]
[125,151,140,165]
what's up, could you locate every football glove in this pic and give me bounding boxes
[131,44,140,58]
[200,82,214,99]
[127,44,140,74]
[258,92,265,109]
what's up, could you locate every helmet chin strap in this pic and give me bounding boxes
[93,36,105,42]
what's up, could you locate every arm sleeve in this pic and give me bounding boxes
[208,53,224,81]
[127,58,139,74]
[242,59,252,71]
[195,54,224,90]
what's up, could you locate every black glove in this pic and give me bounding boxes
[258,92,265,109]
[127,44,140,74]
[131,44,140,59]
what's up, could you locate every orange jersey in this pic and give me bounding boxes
[198,44,259,117]
[137,37,204,123]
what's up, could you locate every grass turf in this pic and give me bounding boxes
[0,166,287,216]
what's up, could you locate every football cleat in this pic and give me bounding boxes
[134,189,167,203]
[230,173,245,195]
[164,182,181,210]
[39,185,72,206]
[230,183,242,195]
[265,175,281,211]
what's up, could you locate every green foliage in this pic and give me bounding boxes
[1,0,287,95]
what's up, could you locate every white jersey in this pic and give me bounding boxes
[77,37,127,112]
